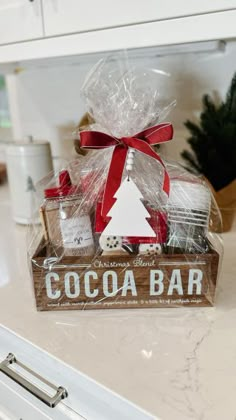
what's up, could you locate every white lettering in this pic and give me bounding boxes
[150,270,164,295]
[84,271,99,298]
[168,269,183,295]
[188,269,203,295]
[65,272,80,298]
[121,270,137,296]
[103,271,118,297]
[45,272,61,299]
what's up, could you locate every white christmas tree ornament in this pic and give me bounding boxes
[102,177,156,237]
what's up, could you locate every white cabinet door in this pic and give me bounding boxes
[42,0,236,37]
[0,0,43,45]
[0,326,154,420]
[0,378,82,420]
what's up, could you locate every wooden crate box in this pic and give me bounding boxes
[31,241,220,310]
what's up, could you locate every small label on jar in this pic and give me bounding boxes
[60,215,94,249]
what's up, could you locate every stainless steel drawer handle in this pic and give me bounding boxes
[0,353,68,408]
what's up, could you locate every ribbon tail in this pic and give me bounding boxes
[162,170,170,196]
[101,146,128,219]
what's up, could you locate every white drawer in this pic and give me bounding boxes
[0,325,154,420]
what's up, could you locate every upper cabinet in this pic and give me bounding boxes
[0,1,236,64]
[0,0,43,45]
[42,0,236,37]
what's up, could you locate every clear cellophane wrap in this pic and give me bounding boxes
[28,56,223,310]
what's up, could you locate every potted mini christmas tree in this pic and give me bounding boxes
[182,73,236,232]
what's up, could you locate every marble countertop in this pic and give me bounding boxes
[0,183,236,420]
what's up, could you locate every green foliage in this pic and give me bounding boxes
[181,73,236,191]
[0,75,5,90]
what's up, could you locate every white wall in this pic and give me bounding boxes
[0,76,12,152]
[7,40,236,162]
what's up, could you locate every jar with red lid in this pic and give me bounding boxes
[40,170,95,257]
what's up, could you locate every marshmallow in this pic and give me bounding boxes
[99,235,123,251]
[139,243,162,255]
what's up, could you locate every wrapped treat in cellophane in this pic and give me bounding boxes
[28,56,223,311]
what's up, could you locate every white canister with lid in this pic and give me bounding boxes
[6,141,53,224]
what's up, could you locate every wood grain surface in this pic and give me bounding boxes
[31,243,219,311]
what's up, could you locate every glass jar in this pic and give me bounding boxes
[41,170,95,257]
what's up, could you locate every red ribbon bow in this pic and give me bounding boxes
[80,123,173,219]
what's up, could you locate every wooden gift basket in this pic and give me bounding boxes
[31,238,220,311]
[29,58,222,311]
[30,138,222,312]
